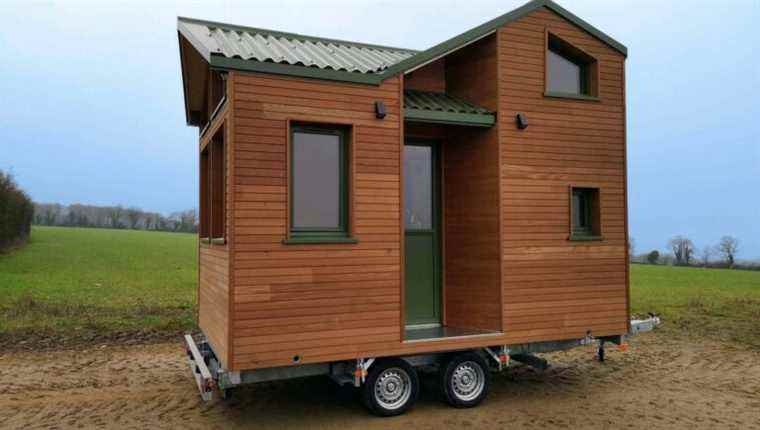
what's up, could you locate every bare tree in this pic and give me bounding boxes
[628,236,635,262]
[108,206,124,229]
[125,207,142,229]
[668,236,695,266]
[700,245,714,268]
[719,236,739,268]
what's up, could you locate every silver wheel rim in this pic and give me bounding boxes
[374,367,412,410]
[450,361,485,402]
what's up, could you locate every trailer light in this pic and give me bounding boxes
[499,354,509,364]
[618,343,629,352]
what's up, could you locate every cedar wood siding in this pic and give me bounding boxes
[498,7,629,342]
[229,73,403,371]
[441,35,502,332]
[198,106,232,368]
[196,5,628,372]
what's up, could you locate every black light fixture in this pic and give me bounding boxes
[375,101,387,119]
[516,113,528,129]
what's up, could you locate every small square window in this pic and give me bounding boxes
[570,187,601,240]
[546,33,598,98]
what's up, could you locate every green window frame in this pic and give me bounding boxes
[545,32,599,100]
[570,187,602,241]
[287,124,353,244]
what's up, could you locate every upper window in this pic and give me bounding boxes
[546,33,598,97]
[290,125,349,238]
[570,187,601,240]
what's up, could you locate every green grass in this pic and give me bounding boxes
[631,264,760,348]
[2,227,759,349]
[0,226,197,338]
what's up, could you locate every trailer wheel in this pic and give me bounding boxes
[440,352,490,408]
[361,358,419,416]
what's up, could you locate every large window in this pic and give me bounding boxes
[289,124,349,239]
[199,126,225,243]
[546,33,598,97]
[570,187,601,240]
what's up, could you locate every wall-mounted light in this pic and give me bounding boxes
[516,113,528,129]
[375,101,387,119]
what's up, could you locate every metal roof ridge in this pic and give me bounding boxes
[381,0,627,81]
[177,16,419,54]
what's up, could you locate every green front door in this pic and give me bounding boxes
[404,141,441,327]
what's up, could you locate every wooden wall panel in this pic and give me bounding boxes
[198,108,232,368]
[230,72,402,371]
[441,34,501,332]
[498,7,628,343]
[404,58,446,93]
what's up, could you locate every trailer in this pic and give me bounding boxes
[186,316,659,414]
[177,0,637,416]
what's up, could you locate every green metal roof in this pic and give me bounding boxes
[404,90,495,127]
[177,17,416,77]
[382,0,626,81]
[178,0,626,86]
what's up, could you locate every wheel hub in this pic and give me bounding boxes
[451,361,485,401]
[375,368,411,410]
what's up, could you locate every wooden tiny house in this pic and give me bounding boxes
[179,0,635,413]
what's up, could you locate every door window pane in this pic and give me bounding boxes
[292,131,342,229]
[548,49,582,94]
[404,145,432,230]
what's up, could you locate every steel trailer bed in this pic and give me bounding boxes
[185,316,660,414]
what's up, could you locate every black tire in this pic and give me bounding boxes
[440,352,490,408]
[361,358,419,417]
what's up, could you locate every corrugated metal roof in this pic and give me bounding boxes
[178,17,417,74]
[404,90,493,115]
[404,90,495,127]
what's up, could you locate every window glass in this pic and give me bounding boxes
[404,145,433,230]
[292,130,342,230]
[572,189,588,232]
[548,49,582,94]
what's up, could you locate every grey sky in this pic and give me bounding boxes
[1,0,758,257]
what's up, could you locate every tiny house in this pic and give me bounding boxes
[179,0,640,415]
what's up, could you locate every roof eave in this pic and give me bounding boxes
[378,0,627,82]
[209,55,385,86]
[404,109,496,127]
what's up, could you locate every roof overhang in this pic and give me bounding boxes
[404,90,495,127]
[380,0,628,81]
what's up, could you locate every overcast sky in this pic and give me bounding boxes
[1,0,758,258]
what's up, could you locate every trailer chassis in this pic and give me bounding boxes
[184,315,661,411]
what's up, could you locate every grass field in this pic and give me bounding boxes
[0,226,197,340]
[2,226,759,348]
[631,264,760,348]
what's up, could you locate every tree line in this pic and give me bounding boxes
[0,171,34,251]
[33,203,198,233]
[630,235,755,270]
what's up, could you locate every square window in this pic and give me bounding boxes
[290,124,350,238]
[570,187,601,240]
[546,33,598,97]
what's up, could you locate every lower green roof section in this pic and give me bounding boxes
[404,90,495,127]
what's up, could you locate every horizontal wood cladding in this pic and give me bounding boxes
[498,7,628,340]
[441,34,501,332]
[229,71,402,370]
[199,245,230,367]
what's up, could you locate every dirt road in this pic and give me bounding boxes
[1,332,758,429]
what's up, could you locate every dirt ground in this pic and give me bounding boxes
[1,332,758,430]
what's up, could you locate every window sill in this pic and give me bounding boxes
[569,234,604,242]
[544,91,600,102]
[282,236,359,245]
[200,237,226,246]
